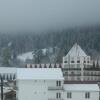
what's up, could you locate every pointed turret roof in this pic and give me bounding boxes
[66,43,87,57]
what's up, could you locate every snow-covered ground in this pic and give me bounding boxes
[17,51,34,62]
[17,47,58,63]
[17,49,47,62]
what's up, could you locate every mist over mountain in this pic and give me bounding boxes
[0,25,100,66]
[0,0,100,66]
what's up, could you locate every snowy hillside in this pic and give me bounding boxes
[17,48,48,62]
[17,47,59,63]
[17,51,34,62]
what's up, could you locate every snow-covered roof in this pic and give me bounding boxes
[0,67,16,74]
[66,43,87,57]
[64,84,99,91]
[17,68,64,80]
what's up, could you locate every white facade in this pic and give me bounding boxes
[62,43,100,81]
[63,43,91,69]
[17,68,64,100]
[16,68,100,100]
[63,84,99,100]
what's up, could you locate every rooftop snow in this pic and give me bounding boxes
[17,68,64,80]
[66,43,87,57]
[0,67,16,74]
[64,84,99,91]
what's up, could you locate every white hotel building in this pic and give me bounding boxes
[16,68,99,100]
[62,43,100,82]
[26,43,100,82]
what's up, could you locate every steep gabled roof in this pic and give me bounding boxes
[66,43,87,57]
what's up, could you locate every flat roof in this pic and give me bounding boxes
[64,84,99,91]
[64,81,98,84]
[0,67,16,74]
[17,68,64,80]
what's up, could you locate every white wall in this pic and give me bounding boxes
[17,80,99,100]
[63,91,99,100]
[17,80,63,100]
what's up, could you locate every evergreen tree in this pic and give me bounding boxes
[1,48,11,66]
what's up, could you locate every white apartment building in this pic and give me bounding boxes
[16,68,100,100]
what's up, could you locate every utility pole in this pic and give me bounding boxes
[0,76,3,100]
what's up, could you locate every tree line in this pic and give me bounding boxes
[0,25,100,66]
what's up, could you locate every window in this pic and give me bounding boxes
[87,61,90,63]
[77,57,80,63]
[71,61,74,63]
[67,92,72,98]
[77,60,80,63]
[56,81,61,86]
[85,92,90,99]
[84,60,86,63]
[56,81,58,86]
[64,61,67,63]
[56,93,61,98]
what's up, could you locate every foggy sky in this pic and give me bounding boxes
[0,0,100,32]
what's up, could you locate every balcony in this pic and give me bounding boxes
[48,86,64,91]
[48,98,64,100]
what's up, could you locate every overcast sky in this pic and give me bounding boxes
[0,0,100,33]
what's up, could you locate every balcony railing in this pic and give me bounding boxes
[48,86,64,90]
[48,98,64,100]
